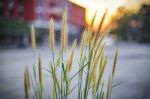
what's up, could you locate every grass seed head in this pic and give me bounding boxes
[66,39,77,72]
[90,11,97,29]
[61,7,68,52]
[49,19,55,53]
[31,25,36,50]
[80,30,86,61]
[56,50,62,67]
[87,27,92,45]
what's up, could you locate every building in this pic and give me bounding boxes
[0,0,86,32]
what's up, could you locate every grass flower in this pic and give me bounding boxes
[61,7,68,52]
[66,39,77,72]
[56,50,62,67]
[31,25,36,50]
[80,30,86,61]
[24,9,119,99]
[49,19,55,53]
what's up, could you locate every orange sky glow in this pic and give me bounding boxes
[69,0,150,31]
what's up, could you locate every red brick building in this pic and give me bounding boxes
[0,0,86,30]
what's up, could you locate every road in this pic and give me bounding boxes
[0,43,150,99]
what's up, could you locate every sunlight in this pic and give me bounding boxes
[69,0,125,30]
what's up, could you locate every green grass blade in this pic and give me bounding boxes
[112,48,118,77]
[69,62,89,81]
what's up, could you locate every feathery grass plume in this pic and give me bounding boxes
[96,55,107,91]
[24,66,30,99]
[49,19,55,53]
[87,27,92,46]
[61,7,68,52]
[87,10,97,56]
[92,29,110,59]
[66,39,77,72]
[93,9,108,46]
[31,25,36,50]
[96,43,105,69]
[97,45,105,73]
[112,48,118,77]
[56,50,62,67]
[106,76,111,99]
[80,30,86,61]
[24,70,28,99]
[97,9,108,35]
[83,28,88,46]
[91,44,105,85]
[92,10,108,50]
[38,55,43,87]
[89,51,103,87]
[90,50,102,84]
[91,29,106,52]
[38,55,43,99]
[26,66,30,89]
[90,11,97,29]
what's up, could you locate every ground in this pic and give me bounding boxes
[0,42,150,99]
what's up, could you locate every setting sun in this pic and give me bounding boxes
[69,0,125,30]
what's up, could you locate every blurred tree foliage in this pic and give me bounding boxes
[111,4,150,42]
[0,18,44,47]
[0,17,30,36]
[139,4,150,37]
[110,7,134,40]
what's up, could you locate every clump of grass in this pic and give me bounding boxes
[24,9,118,99]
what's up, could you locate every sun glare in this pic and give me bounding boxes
[85,9,111,31]
[69,0,124,30]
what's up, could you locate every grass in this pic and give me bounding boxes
[24,8,118,99]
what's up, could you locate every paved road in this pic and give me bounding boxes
[0,43,150,99]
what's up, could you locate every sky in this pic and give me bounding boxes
[69,0,150,11]
[124,0,150,9]
[69,0,150,30]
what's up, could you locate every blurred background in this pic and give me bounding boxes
[0,0,150,99]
